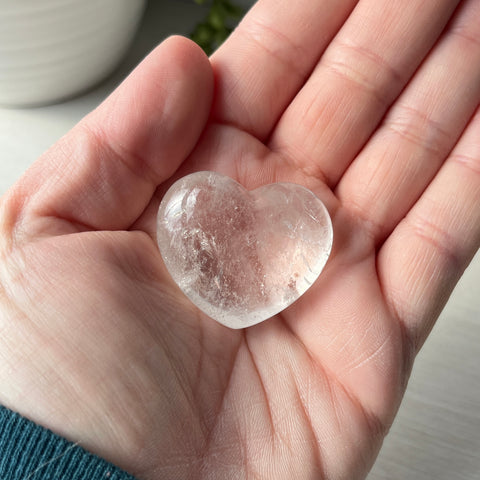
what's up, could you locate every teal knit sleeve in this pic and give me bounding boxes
[0,405,138,480]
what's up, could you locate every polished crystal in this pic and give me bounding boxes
[157,171,333,329]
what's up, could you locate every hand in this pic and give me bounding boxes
[1,0,479,478]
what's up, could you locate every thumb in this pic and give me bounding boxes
[2,36,213,240]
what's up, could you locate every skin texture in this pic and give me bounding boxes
[0,0,479,478]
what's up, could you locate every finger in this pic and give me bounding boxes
[1,36,213,239]
[269,0,460,187]
[210,0,360,140]
[379,104,480,352]
[336,0,480,245]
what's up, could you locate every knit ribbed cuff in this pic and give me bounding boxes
[0,405,137,480]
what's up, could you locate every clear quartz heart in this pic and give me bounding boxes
[157,171,333,329]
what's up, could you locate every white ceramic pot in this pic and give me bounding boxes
[0,0,146,107]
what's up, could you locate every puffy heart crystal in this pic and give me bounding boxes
[157,171,333,329]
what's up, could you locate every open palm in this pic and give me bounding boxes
[1,1,479,479]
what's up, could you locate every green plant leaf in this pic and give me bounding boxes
[208,5,225,30]
[222,0,244,17]
[190,0,245,54]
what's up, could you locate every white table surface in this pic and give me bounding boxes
[1,1,479,478]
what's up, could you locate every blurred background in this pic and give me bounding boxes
[0,1,478,478]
